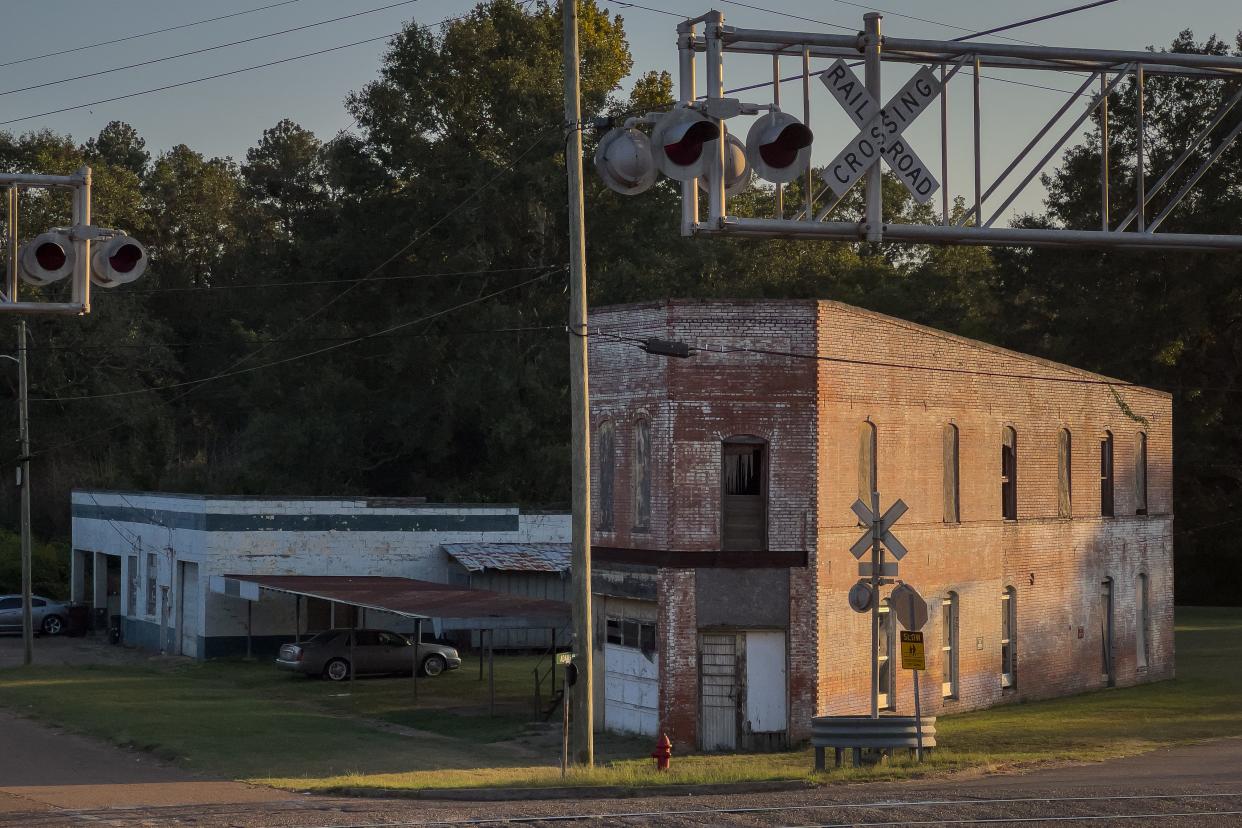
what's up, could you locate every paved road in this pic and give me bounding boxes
[0,728,1238,827]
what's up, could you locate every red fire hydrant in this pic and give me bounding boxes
[652,733,672,771]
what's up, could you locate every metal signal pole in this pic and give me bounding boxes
[562,0,594,766]
[18,320,32,665]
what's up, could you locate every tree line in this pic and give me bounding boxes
[0,1,1238,603]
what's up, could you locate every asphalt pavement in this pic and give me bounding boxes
[0,720,1237,827]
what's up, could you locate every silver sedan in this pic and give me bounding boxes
[0,594,70,635]
[276,628,462,681]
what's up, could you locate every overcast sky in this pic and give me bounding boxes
[2,0,1239,219]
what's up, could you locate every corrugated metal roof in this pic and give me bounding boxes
[441,542,571,574]
[221,574,568,621]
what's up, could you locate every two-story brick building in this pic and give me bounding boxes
[586,299,1172,751]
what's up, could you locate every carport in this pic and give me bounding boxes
[212,574,570,712]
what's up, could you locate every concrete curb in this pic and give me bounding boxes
[329,779,814,802]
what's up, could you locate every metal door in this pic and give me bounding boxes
[700,633,739,751]
[178,562,199,658]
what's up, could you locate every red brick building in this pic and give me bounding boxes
[587,299,1173,752]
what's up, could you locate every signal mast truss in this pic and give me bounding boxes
[667,11,1242,251]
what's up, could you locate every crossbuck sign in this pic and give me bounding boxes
[850,495,909,561]
[820,59,941,204]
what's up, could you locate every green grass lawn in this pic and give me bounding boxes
[1,607,1238,792]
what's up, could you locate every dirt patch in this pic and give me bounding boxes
[0,632,177,669]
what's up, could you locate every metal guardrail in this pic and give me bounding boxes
[811,715,937,769]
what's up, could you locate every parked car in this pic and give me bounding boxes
[0,594,69,635]
[276,628,462,681]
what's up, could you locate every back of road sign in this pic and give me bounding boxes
[891,583,929,631]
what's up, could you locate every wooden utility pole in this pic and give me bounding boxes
[18,319,32,665]
[562,0,594,765]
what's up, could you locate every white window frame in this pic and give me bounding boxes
[1136,574,1150,670]
[1001,589,1016,688]
[877,601,895,710]
[942,593,959,699]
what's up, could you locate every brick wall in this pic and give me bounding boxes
[588,299,1174,748]
[815,301,1174,717]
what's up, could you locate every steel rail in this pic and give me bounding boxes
[717,26,1242,74]
[710,217,1242,251]
[713,43,1233,79]
[294,792,1242,827]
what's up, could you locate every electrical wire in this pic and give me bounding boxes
[952,0,1121,43]
[0,0,308,68]
[0,1,424,99]
[29,268,562,403]
[91,265,556,295]
[0,32,401,127]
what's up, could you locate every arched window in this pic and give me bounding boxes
[1136,573,1150,669]
[1058,428,1072,518]
[943,423,960,523]
[941,592,959,698]
[1101,577,1115,686]
[1001,587,1017,688]
[597,420,616,531]
[858,420,877,506]
[1001,426,1018,520]
[1100,431,1115,517]
[1135,432,1148,516]
[632,416,651,531]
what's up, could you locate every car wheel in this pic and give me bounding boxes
[41,615,64,636]
[323,658,351,682]
[421,654,447,677]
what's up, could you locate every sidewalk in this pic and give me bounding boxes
[0,709,295,811]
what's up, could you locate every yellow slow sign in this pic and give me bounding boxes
[900,630,926,670]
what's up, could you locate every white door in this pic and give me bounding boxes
[744,631,787,734]
[700,634,738,750]
[604,644,659,735]
[179,562,200,658]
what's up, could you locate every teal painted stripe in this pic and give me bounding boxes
[73,503,519,533]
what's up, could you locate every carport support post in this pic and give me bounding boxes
[349,613,356,684]
[412,617,420,703]
[246,601,252,660]
[488,628,495,717]
[295,595,301,644]
[478,628,484,680]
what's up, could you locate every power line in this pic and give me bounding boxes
[29,268,562,403]
[93,265,555,295]
[0,1,423,98]
[0,32,401,127]
[0,0,308,68]
[952,0,1121,43]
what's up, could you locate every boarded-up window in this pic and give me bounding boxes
[1058,428,1072,518]
[1136,573,1150,669]
[858,421,877,506]
[1001,587,1017,688]
[722,439,766,551]
[633,417,651,531]
[597,420,616,530]
[1001,427,1018,521]
[941,592,959,698]
[1135,432,1148,515]
[943,423,960,523]
[1100,431,1114,517]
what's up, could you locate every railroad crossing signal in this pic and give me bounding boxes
[850,495,909,560]
[819,58,942,204]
